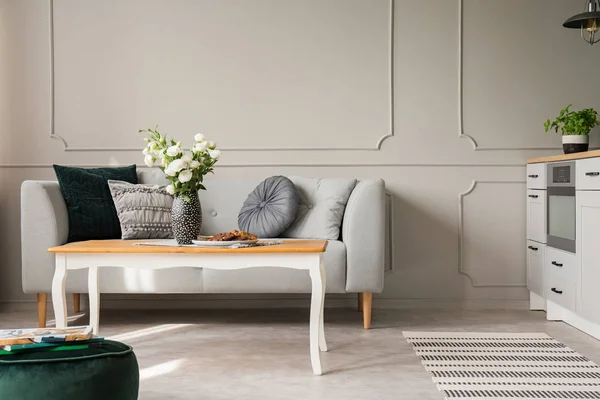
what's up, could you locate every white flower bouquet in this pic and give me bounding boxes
[139,126,221,201]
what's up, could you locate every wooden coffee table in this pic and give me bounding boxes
[48,239,328,375]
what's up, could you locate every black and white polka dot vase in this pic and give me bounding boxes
[171,192,202,245]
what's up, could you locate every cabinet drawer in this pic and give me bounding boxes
[545,246,578,283]
[527,241,544,296]
[545,272,577,312]
[527,164,547,189]
[527,190,546,243]
[576,158,600,190]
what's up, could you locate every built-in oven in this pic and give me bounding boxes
[547,161,576,253]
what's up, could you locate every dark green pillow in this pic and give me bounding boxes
[53,165,138,242]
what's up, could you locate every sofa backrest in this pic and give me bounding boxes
[138,170,262,235]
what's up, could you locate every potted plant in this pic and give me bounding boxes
[544,105,600,154]
[139,127,221,244]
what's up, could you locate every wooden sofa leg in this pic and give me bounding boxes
[358,293,363,312]
[362,292,372,330]
[37,293,47,328]
[73,293,81,313]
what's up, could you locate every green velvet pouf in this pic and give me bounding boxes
[0,340,139,400]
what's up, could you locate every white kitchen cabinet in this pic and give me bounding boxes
[576,158,600,190]
[526,241,544,296]
[527,163,547,189]
[525,154,600,341]
[578,191,600,325]
[527,189,546,243]
[545,246,578,283]
[545,272,577,312]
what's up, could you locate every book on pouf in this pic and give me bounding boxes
[0,325,103,354]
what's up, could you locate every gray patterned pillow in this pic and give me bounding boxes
[238,176,299,238]
[108,180,173,240]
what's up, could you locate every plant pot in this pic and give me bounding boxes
[562,135,589,154]
[171,192,202,245]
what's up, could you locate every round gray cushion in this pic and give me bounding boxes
[238,176,299,238]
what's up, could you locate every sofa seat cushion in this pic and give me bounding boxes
[238,176,299,238]
[202,240,347,293]
[283,177,357,240]
[53,165,138,242]
[108,180,174,240]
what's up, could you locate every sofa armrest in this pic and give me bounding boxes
[342,179,386,293]
[21,181,69,293]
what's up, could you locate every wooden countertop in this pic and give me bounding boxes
[527,149,600,164]
[48,239,328,254]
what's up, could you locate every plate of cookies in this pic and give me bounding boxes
[193,230,259,247]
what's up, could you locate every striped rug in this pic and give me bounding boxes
[403,332,600,400]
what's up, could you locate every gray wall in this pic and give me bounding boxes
[1,0,599,306]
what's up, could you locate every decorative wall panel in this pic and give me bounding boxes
[52,0,393,151]
[460,0,600,151]
[459,180,526,287]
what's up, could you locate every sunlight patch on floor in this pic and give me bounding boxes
[107,323,192,342]
[140,359,185,381]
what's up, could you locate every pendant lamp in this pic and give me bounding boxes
[563,0,600,45]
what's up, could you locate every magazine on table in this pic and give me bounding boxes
[0,325,93,347]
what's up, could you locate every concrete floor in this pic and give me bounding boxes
[3,307,600,400]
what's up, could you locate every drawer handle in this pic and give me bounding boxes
[586,172,600,177]
[528,246,538,251]
[551,261,563,267]
[551,288,563,294]
[528,174,539,178]
[528,194,539,198]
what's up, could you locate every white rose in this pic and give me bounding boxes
[181,154,192,164]
[193,142,207,153]
[207,141,216,150]
[166,145,182,157]
[164,166,177,177]
[142,146,151,156]
[165,184,175,195]
[194,133,205,142]
[170,158,186,171]
[144,154,155,167]
[164,158,185,176]
[190,160,201,169]
[208,149,221,160]
[178,169,193,183]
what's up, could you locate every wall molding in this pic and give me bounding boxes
[0,163,528,168]
[48,0,395,153]
[458,179,527,287]
[458,0,563,152]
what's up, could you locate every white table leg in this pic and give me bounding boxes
[51,254,68,328]
[309,257,327,375]
[88,266,100,334]
[318,255,327,352]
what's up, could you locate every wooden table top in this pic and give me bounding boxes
[527,149,600,164]
[48,239,328,254]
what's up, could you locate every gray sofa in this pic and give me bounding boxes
[21,170,386,329]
